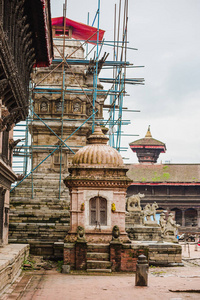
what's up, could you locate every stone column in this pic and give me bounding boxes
[182,209,185,227]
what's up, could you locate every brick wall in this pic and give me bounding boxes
[63,243,75,269]
[110,243,149,272]
[64,242,87,270]
[75,242,87,270]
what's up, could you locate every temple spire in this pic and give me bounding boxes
[129,126,166,164]
[145,125,152,138]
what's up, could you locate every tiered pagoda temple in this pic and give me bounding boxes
[127,127,200,234]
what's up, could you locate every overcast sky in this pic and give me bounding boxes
[51,0,200,164]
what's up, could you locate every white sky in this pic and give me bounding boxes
[50,0,200,164]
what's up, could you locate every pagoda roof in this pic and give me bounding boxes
[25,0,53,67]
[52,17,105,44]
[126,164,200,185]
[129,126,166,151]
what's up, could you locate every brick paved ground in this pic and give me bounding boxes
[1,244,200,300]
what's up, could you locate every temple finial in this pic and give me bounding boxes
[145,125,152,138]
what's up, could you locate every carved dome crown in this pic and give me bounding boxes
[72,126,124,167]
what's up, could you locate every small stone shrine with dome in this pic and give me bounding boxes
[63,126,148,272]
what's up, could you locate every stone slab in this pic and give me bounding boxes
[0,244,29,297]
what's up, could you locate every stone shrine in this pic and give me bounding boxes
[63,126,149,272]
[64,125,132,242]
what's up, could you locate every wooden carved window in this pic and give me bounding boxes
[89,196,107,226]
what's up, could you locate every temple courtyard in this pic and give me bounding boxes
[1,244,200,300]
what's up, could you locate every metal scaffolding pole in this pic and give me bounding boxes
[11,0,144,193]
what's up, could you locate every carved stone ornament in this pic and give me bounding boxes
[143,202,158,225]
[158,212,180,242]
[164,213,180,237]
[55,101,62,112]
[86,105,93,116]
[73,101,81,112]
[40,101,48,112]
[159,213,166,235]
[112,225,120,242]
[127,193,144,212]
[77,226,86,242]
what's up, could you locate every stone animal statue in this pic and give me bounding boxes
[126,193,145,211]
[143,202,158,222]
[164,213,180,237]
[77,226,86,242]
[112,225,120,242]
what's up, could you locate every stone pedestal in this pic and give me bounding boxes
[125,208,162,242]
[135,255,148,286]
[126,226,162,242]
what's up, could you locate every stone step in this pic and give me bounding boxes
[87,244,110,253]
[87,269,111,273]
[87,260,112,270]
[87,252,109,261]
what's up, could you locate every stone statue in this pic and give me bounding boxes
[40,101,48,112]
[164,213,180,237]
[112,225,120,242]
[158,212,180,242]
[143,202,158,223]
[73,102,81,112]
[126,193,144,212]
[77,226,86,242]
[159,213,166,235]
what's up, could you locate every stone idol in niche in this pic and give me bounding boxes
[55,100,62,112]
[40,101,48,112]
[73,101,81,112]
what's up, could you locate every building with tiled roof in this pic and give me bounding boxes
[127,128,200,233]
